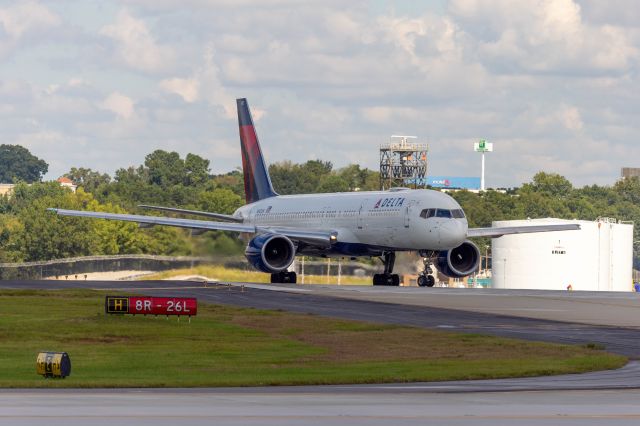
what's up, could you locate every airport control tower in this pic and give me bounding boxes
[379,135,428,190]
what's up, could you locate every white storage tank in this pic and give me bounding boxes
[491,218,633,291]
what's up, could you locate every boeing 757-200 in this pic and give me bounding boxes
[50,98,579,286]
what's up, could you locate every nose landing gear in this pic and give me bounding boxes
[418,251,437,287]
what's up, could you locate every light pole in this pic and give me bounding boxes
[474,139,493,191]
[484,245,490,275]
[503,258,507,289]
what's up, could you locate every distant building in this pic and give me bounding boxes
[0,178,77,197]
[426,176,481,190]
[621,168,640,179]
[405,176,482,191]
[57,177,77,193]
[0,184,14,197]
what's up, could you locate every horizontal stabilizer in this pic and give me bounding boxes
[138,205,243,223]
[467,223,581,238]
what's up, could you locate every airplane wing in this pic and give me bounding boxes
[48,209,337,248]
[138,205,243,223]
[467,223,581,238]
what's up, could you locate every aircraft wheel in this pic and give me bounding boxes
[271,272,297,284]
[391,274,400,286]
[418,274,435,287]
[270,272,282,283]
[284,272,297,284]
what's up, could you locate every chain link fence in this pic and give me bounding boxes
[0,255,378,280]
[0,255,211,280]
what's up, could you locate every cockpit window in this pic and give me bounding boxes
[420,208,465,219]
[451,209,465,218]
[420,208,436,218]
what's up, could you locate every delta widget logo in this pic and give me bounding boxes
[374,197,405,208]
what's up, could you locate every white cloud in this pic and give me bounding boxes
[2,0,640,186]
[0,1,60,57]
[100,92,135,119]
[0,1,60,38]
[161,46,236,118]
[560,105,584,132]
[451,0,638,73]
[160,77,200,103]
[100,8,175,73]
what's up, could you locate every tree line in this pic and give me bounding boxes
[1,144,639,268]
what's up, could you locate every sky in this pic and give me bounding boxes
[0,0,639,188]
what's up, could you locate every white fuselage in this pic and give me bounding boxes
[235,188,468,256]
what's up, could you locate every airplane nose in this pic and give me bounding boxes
[438,220,467,247]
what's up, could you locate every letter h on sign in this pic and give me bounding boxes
[105,296,129,314]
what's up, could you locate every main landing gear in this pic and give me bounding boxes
[417,251,436,287]
[373,251,400,286]
[271,271,297,284]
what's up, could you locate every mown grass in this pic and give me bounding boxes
[0,289,626,388]
[142,265,371,285]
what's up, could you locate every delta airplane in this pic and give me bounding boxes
[50,98,579,286]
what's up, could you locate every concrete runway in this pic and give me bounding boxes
[3,280,640,425]
[280,284,640,328]
[3,388,640,426]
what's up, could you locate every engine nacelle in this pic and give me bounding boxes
[245,234,296,273]
[436,240,480,278]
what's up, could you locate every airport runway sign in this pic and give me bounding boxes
[105,295,197,317]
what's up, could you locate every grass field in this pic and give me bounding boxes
[143,265,372,285]
[0,289,627,388]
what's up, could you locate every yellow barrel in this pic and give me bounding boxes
[36,352,71,378]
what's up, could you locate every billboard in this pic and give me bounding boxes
[474,139,493,152]
[412,176,481,189]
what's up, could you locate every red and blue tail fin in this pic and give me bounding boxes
[237,98,278,204]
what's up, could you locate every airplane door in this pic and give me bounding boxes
[358,199,368,229]
[404,205,411,228]
[249,205,258,221]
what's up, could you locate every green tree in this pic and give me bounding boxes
[197,188,243,214]
[269,160,334,194]
[86,200,151,255]
[613,176,640,205]
[521,172,573,198]
[0,215,24,262]
[316,175,350,193]
[65,167,111,194]
[8,183,95,261]
[0,145,48,183]
[145,150,185,188]
[184,153,210,187]
[336,164,369,191]
[212,169,245,198]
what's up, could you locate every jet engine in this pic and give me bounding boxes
[245,234,296,273]
[436,240,480,278]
